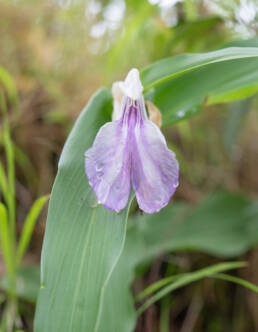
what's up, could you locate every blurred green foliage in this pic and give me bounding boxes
[0,0,258,331]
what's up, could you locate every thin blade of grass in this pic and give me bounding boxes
[0,202,15,293]
[212,273,258,293]
[0,92,16,230]
[135,274,182,302]
[16,195,49,266]
[136,261,247,316]
[136,267,258,304]
[14,144,38,190]
[0,160,8,203]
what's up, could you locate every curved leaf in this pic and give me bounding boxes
[17,195,49,266]
[136,261,247,316]
[34,89,132,332]
[0,202,14,283]
[140,47,258,125]
[141,47,258,89]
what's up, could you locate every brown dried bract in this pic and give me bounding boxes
[146,100,162,128]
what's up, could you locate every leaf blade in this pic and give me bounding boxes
[34,89,132,332]
[141,47,258,89]
[0,202,15,290]
[136,261,247,316]
[140,47,258,125]
[16,195,49,266]
[212,273,258,293]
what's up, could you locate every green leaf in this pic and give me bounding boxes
[141,47,258,89]
[135,274,181,302]
[16,195,49,266]
[98,192,258,332]
[0,92,16,230]
[208,84,258,104]
[140,47,258,125]
[222,37,258,48]
[136,272,258,304]
[132,192,257,258]
[0,160,8,204]
[0,66,18,105]
[14,144,38,191]
[212,273,258,293]
[34,89,133,332]
[136,261,247,316]
[1,265,40,303]
[0,202,15,290]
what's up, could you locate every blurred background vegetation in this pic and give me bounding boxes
[0,0,258,331]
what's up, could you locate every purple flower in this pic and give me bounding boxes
[85,69,179,214]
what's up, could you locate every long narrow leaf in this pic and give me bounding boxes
[136,261,247,316]
[14,144,38,190]
[136,271,258,304]
[140,47,258,125]
[135,274,182,302]
[0,202,15,290]
[0,92,16,229]
[16,195,49,266]
[34,89,133,332]
[212,273,258,293]
[141,47,258,89]
[0,160,8,203]
[3,135,15,227]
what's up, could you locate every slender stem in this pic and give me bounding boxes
[6,296,17,332]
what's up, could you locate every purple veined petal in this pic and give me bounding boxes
[85,120,131,212]
[85,68,179,214]
[131,120,179,214]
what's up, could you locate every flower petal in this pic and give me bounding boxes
[131,120,179,214]
[119,68,143,100]
[85,121,131,212]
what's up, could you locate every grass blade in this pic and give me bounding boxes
[0,202,15,293]
[0,160,8,203]
[136,261,247,316]
[0,92,16,231]
[135,274,182,302]
[16,195,49,266]
[212,273,258,293]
